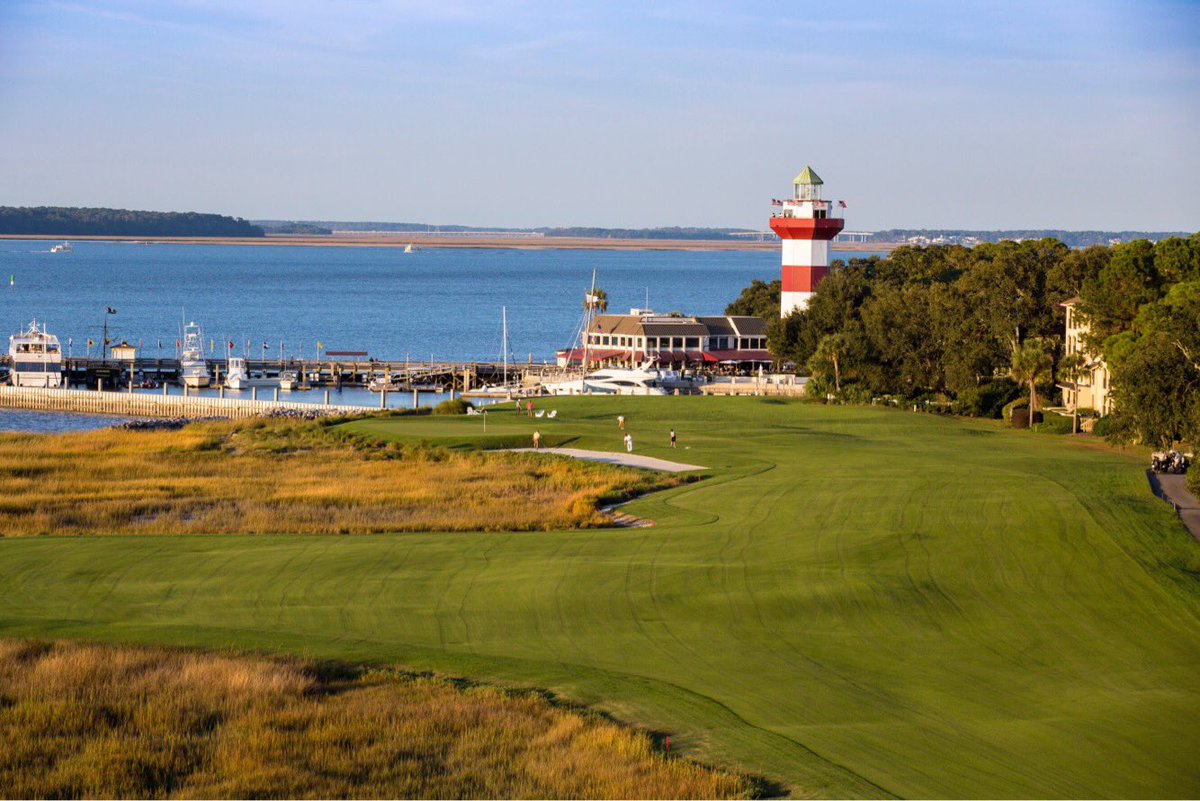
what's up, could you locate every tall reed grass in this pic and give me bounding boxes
[0,640,753,799]
[0,419,673,536]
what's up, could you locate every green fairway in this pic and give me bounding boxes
[2,398,1198,798]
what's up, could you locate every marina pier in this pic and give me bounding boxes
[41,357,569,393]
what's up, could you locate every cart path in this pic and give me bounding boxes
[1146,472,1200,541]
[509,447,707,473]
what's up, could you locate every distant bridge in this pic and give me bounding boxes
[727,230,877,243]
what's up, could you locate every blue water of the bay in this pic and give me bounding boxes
[0,408,129,433]
[0,239,888,428]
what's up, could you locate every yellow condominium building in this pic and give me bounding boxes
[1059,298,1114,415]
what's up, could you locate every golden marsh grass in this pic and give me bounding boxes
[0,418,673,536]
[0,639,754,799]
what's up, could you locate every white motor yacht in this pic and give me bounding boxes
[541,366,669,396]
[49,242,72,253]
[8,320,65,388]
[278,370,299,391]
[179,322,211,388]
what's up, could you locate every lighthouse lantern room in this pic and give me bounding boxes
[769,166,845,316]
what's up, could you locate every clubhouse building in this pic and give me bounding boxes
[556,310,772,368]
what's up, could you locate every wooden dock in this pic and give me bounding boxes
[35,357,572,392]
[0,386,367,420]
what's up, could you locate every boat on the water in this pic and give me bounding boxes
[49,242,72,253]
[8,320,65,388]
[278,370,299,391]
[225,356,249,390]
[178,322,210,388]
[224,357,278,390]
[541,366,670,396]
[367,372,405,392]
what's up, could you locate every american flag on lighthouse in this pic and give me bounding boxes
[770,199,784,206]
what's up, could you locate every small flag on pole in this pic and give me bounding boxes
[838,200,847,209]
[105,306,117,314]
[87,339,94,347]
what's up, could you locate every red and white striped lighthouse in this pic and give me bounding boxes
[769,166,845,317]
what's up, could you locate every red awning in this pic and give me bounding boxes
[706,349,773,362]
[557,348,633,363]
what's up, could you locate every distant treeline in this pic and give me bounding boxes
[0,207,263,237]
[537,226,758,240]
[259,220,759,240]
[873,229,1191,247]
[255,221,333,235]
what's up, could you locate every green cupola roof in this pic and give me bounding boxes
[793,166,823,185]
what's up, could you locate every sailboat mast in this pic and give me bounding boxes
[502,306,508,385]
[582,269,596,373]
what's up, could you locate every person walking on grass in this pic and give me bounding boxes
[527,400,534,418]
[624,432,633,453]
[669,428,676,448]
[617,414,625,430]
[533,429,541,450]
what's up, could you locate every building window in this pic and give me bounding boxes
[672,337,683,349]
[685,337,699,349]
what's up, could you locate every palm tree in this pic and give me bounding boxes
[809,333,850,393]
[583,288,608,313]
[1011,339,1054,429]
[1057,351,1087,433]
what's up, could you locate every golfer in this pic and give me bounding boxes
[669,429,676,448]
[624,433,633,453]
[532,429,541,450]
[617,414,625,430]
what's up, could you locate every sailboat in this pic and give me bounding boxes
[465,307,524,398]
[404,243,415,254]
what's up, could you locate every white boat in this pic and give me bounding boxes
[224,358,276,389]
[404,243,415,254]
[49,242,72,253]
[8,320,64,388]
[278,370,299,391]
[367,373,403,392]
[541,366,669,396]
[225,356,249,390]
[179,322,210,388]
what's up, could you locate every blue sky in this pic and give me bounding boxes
[1,1,1197,230]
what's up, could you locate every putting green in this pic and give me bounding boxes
[1,398,1197,798]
